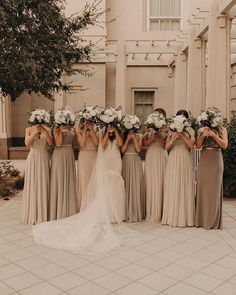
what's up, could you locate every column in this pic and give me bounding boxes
[174,52,188,113]
[115,41,127,110]
[53,91,65,112]
[206,0,231,117]
[186,27,205,116]
[0,96,12,159]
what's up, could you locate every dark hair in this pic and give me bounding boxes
[176,109,189,119]
[154,108,166,117]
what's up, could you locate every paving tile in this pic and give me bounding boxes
[94,273,131,291]
[0,282,15,295]
[48,272,87,291]
[73,263,109,280]
[15,256,49,271]
[0,264,25,280]
[158,263,194,280]
[116,282,157,295]
[96,256,129,271]
[19,282,62,295]
[136,256,171,271]
[164,282,206,295]
[115,263,152,280]
[140,272,177,292]
[184,273,222,292]
[55,255,90,271]
[3,272,41,291]
[212,282,236,295]
[67,282,110,295]
[31,263,67,280]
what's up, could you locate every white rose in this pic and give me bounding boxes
[147,117,153,124]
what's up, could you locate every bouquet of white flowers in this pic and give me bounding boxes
[168,115,190,133]
[122,114,141,131]
[98,107,123,130]
[144,112,167,132]
[54,108,76,127]
[28,108,52,126]
[197,109,222,130]
[76,105,104,125]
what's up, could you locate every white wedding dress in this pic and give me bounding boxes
[32,135,128,254]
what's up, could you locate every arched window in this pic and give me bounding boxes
[149,0,181,31]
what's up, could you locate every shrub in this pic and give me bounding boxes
[0,183,12,197]
[223,111,236,198]
[0,161,20,177]
[12,176,25,190]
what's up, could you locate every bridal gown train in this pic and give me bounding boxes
[32,135,127,254]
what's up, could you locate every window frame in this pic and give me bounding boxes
[147,0,183,32]
[131,88,158,121]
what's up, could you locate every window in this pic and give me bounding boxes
[149,0,181,31]
[134,90,155,124]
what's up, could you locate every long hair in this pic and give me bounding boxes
[176,109,189,119]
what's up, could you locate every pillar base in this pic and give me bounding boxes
[0,138,12,160]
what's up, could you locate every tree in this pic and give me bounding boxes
[223,111,236,198]
[0,0,104,101]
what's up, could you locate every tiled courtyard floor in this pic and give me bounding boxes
[0,195,236,295]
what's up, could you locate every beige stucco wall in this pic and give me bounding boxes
[126,66,175,116]
[11,93,53,138]
[63,64,106,111]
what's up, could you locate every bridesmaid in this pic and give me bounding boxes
[162,110,195,227]
[143,108,168,223]
[121,131,145,222]
[76,122,98,211]
[21,124,52,224]
[50,125,77,220]
[195,108,228,229]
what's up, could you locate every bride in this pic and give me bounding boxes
[32,126,127,254]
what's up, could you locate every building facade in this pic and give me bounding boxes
[0,0,235,159]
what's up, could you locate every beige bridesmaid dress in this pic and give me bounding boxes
[77,135,97,211]
[145,129,168,222]
[122,141,145,222]
[162,128,195,227]
[195,128,227,229]
[49,131,77,220]
[21,136,50,224]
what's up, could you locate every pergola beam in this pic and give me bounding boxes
[126,45,177,55]
[220,0,236,14]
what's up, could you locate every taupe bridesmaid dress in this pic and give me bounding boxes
[122,140,145,222]
[21,135,50,224]
[145,129,168,222]
[49,131,77,220]
[162,128,195,227]
[77,135,97,211]
[195,128,227,230]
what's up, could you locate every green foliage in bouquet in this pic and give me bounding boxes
[0,0,104,101]
[223,111,236,198]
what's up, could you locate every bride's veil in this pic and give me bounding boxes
[32,129,132,254]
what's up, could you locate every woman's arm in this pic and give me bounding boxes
[142,133,154,147]
[179,132,195,149]
[25,127,38,147]
[76,126,87,148]
[90,126,99,146]
[121,134,131,153]
[196,129,205,149]
[206,128,228,150]
[133,134,142,153]
[165,133,179,151]
[102,129,109,148]
[41,126,53,146]
[114,128,123,147]
[54,127,63,147]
